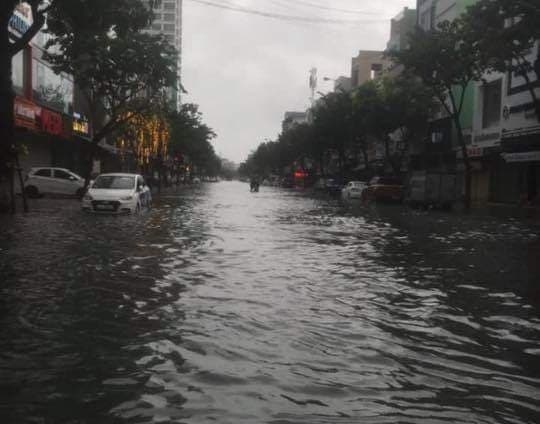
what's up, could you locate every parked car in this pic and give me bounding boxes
[82,173,151,214]
[24,167,85,198]
[341,181,367,200]
[362,176,404,203]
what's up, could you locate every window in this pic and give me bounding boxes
[151,23,161,31]
[153,0,162,9]
[93,176,135,189]
[34,169,51,177]
[32,60,74,113]
[163,13,175,21]
[163,23,175,32]
[482,79,502,129]
[164,2,175,10]
[54,169,72,180]
[12,50,24,95]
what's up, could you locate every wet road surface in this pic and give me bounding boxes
[1,181,540,423]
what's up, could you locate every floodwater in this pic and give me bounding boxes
[1,181,539,424]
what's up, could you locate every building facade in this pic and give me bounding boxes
[10,4,95,182]
[470,42,540,205]
[350,51,390,88]
[282,112,308,133]
[148,0,183,109]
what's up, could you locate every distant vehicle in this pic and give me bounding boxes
[325,178,343,195]
[24,167,85,198]
[82,173,151,214]
[192,177,201,184]
[362,176,404,203]
[407,172,456,209]
[341,181,367,200]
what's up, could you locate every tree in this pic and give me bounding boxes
[392,21,486,209]
[1,0,50,212]
[312,90,354,178]
[462,0,540,121]
[168,103,218,178]
[355,75,436,175]
[45,0,177,188]
[117,110,170,185]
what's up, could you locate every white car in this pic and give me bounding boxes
[341,181,367,200]
[24,167,85,198]
[82,173,151,214]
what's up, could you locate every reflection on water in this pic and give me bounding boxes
[1,181,539,423]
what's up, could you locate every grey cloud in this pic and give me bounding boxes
[182,0,416,162]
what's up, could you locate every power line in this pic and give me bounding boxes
[266,0,384,16]
[186,0,387,25]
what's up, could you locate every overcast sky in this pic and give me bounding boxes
[182,0,416,164]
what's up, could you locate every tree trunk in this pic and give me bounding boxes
[453,116,472,210]
[521,70,540,123]
[0,7,15,213]
[83,139,99,191]
[338,146,344,180]
[318,151,325,176]
[362,147,369,171]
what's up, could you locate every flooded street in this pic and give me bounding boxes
[1,181,540,424]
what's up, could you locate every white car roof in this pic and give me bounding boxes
[30,167,77,174]
[96,173,141,177]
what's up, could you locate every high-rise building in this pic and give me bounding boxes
[147,0,183,109]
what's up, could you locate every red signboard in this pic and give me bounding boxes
[14,97,41,131]
[41,108,63,136]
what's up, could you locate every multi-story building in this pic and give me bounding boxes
[417,0,477,31]
[350,51,390,88]
[148,0,183,109]
[387,7,417,52]
[282,112,308,133]
[333,76,352,93]
[10,4,95,180]
[471,42,540,205]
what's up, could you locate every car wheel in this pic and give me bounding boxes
[25,185,39,198]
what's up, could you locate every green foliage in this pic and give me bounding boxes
[44,0,177,141]
[392,21,485,117]
[463,0,540,73]
[168,103,219,175]
[241,75,436,179]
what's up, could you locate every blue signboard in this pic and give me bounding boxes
[9,13,30,36]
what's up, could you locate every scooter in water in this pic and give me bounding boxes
[250,181,260,192]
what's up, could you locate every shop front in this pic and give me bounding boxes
[495,127,540,205]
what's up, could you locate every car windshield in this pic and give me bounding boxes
[93,176,135,190]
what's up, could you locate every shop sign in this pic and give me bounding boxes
[14,97,41,131]
[41,109,63,136]
[502,151,540,163]
[467,146,484,158]
[9,5,32,37]
[73,113,90,137]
